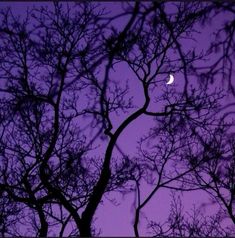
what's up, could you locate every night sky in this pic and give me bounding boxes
[0,1,234,237]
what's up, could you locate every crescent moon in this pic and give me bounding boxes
[166,74,174,85]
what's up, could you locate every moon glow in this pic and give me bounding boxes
[166,74,174,85]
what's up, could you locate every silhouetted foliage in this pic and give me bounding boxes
[0,2,234,237]
[148,193,235,237]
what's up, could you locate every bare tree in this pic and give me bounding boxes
[0,1,234,237]
[184,123,235,225]
[147,193,235,237]
[131,85,223,236]
[193,2,235,94]
[0,2,104,236]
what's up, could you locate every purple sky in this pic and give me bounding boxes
[0,2,234,236]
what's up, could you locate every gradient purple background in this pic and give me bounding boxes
[0,2,234,236]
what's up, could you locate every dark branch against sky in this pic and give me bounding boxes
[0,1,234,237]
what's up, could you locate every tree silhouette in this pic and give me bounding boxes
[148,193,235,237]
[0,2,234,237]
[184,123,235,225]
